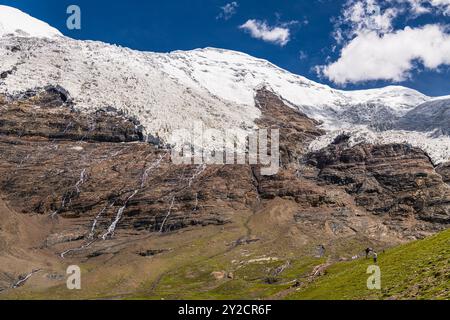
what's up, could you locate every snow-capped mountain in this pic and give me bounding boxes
[0,5,61,38]
[0,5,449,163]
[154,48,429,124]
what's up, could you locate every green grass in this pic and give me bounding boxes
[134,230,449,300]
[142,255,323,300]
[287,229,450,300]
[5,220,448,300]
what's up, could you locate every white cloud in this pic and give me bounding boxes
[320,24,450,84]
[239,19,291,46]
[334,0,450,41]
[320,0,450,84]
[400,0,450,15]
[217,2,239,20]
[343,0,399,34]
[427,0,450,15]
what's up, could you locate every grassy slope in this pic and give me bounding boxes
[2,201,448,300]
[131,229,449,300]
[143,256,323,300]
[288,229,450,300]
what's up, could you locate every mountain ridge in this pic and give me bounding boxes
[0,5,441,102]
[0,5,62,38]
[1,17,447,162]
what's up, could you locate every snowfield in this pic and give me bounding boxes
[0,37,259,146]
[0,5,62,38]
[153,48,430,126]
[0,5,449,163]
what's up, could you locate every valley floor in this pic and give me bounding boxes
[1,197,448,300]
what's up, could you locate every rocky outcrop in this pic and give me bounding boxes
[254,88,324,165]
[307,135,450,227]
[0,86,143,142]
[437,162,450,184]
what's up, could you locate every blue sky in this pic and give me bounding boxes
[1,0,449,96]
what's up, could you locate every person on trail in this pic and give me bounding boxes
[318,245,325,257]
[365,247,373,259]
[373,252,378,264]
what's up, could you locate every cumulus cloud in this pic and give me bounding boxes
[217,2,239,20]
[319,0,450,84]
[239,19,291,46]
[320,24,450,84]
[334,0,450,39]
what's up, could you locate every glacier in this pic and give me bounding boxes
[0,5,449,164]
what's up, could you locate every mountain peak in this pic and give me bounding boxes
[0,5,62,38]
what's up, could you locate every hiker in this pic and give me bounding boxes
[365,247,373,259]
[318,244,326,257]
[373,252,378,264]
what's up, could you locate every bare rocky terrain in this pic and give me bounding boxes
[0,86,449,298]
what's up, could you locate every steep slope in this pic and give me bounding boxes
[0,87,449,298]
[0,36,258,146]
[307,137,450,230]
[437,162,450,184]
[0,87,447,247]
[397,98,450,135]
[287,229,450,300]
[154,48,428,122]
[0,5,62,38]
[0,34,428,143]
[0,5,448,159]
[310,126,450,165]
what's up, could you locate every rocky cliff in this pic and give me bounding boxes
[308,136,450,229]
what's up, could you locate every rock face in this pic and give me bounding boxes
[0,86,143,142]
[254,88,324,165]
[307,136,450,227]
[437,162,450,184]
[0,88,256,240]
[0,87,448,261]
